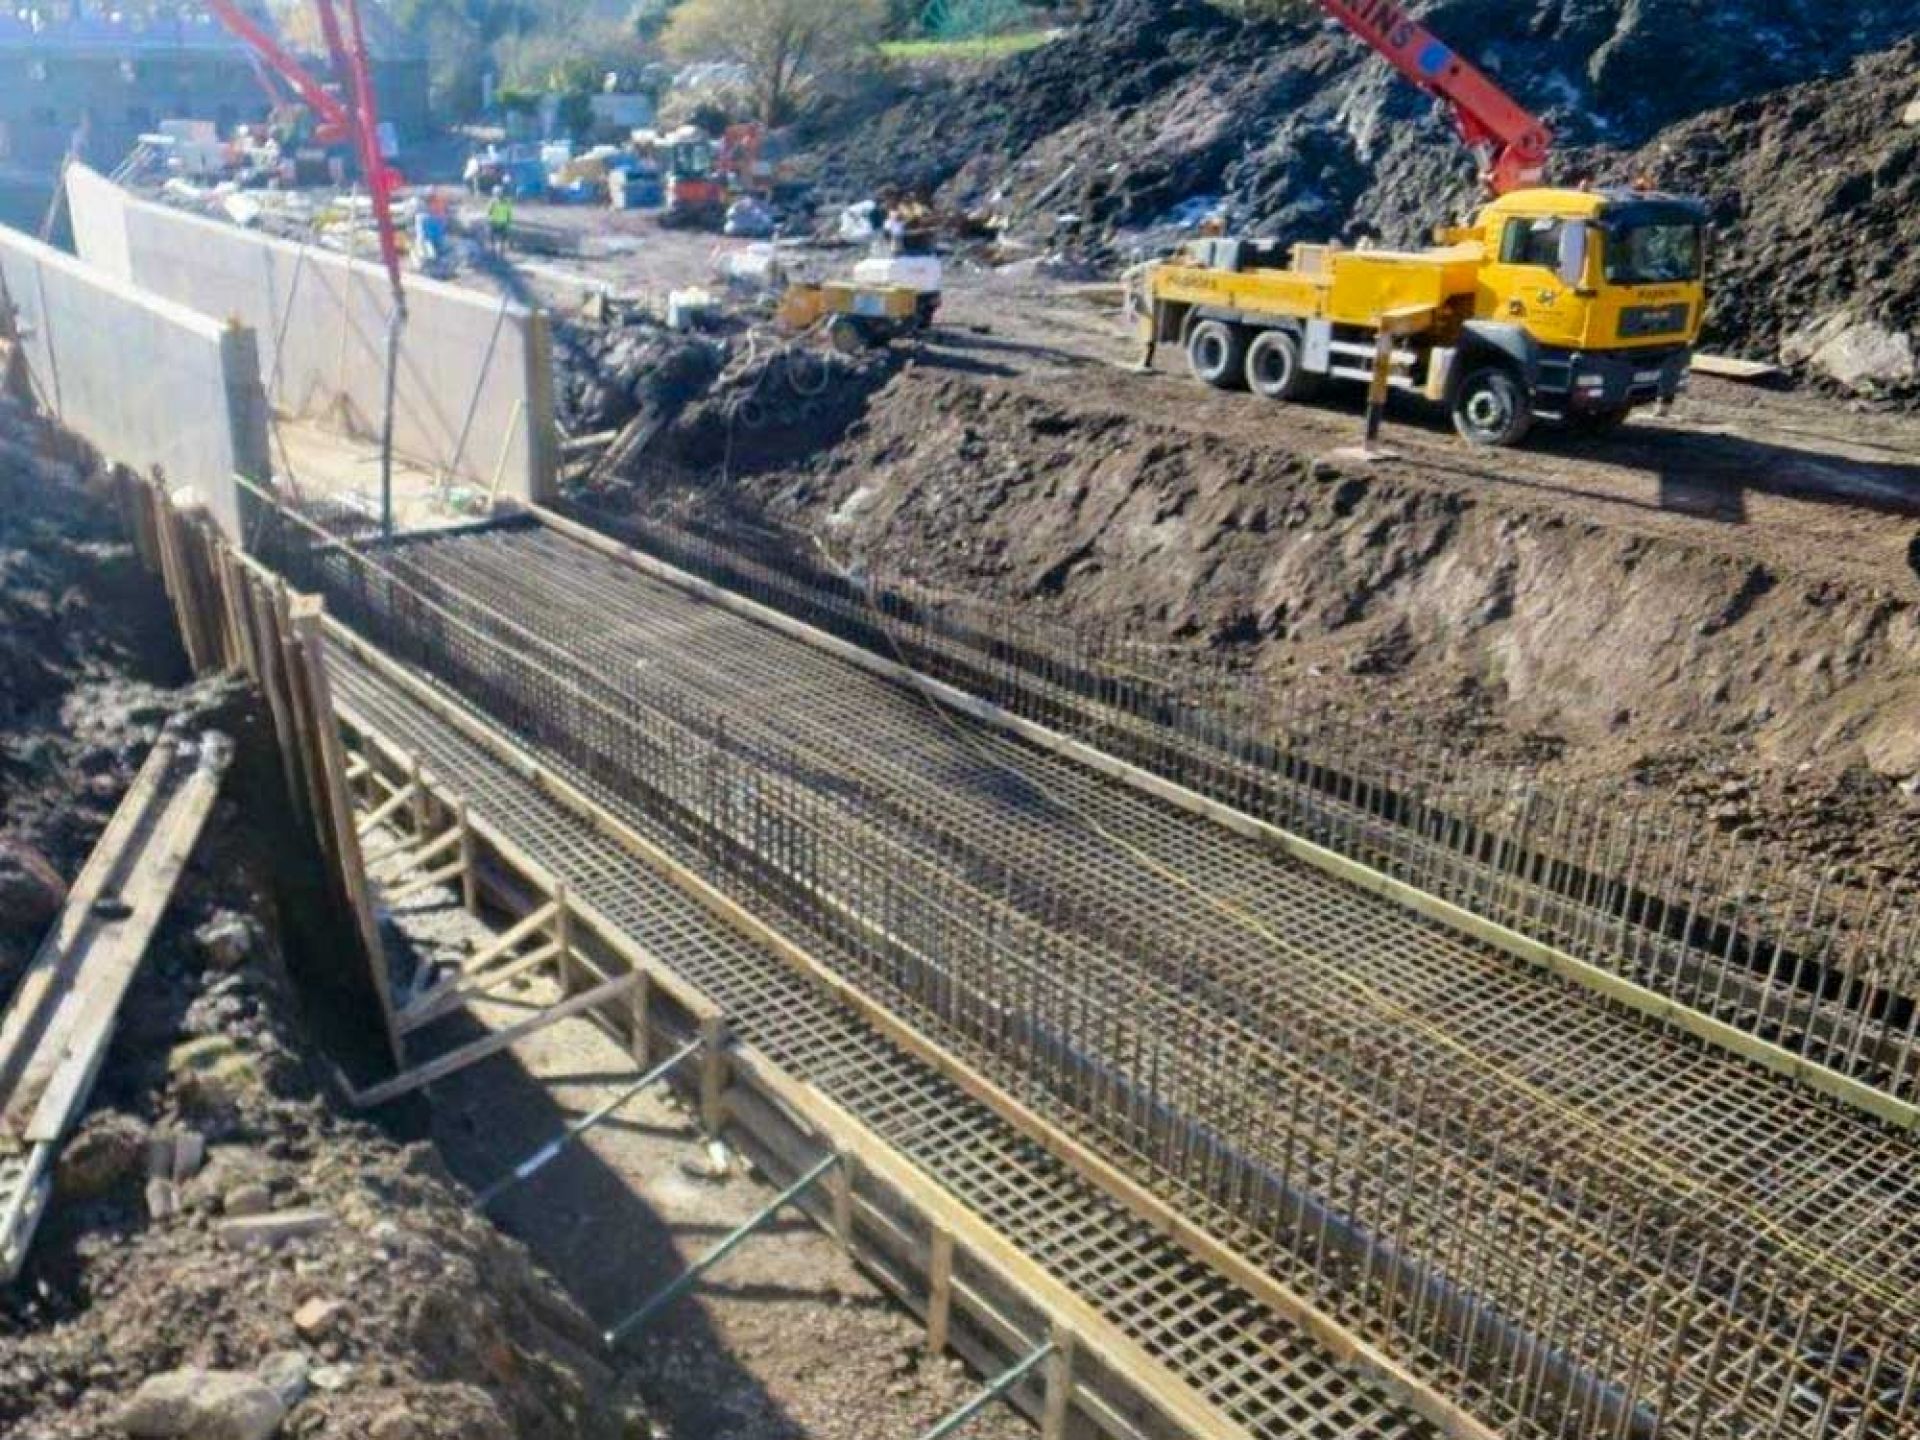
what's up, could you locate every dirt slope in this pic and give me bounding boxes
[605,342,1920,882]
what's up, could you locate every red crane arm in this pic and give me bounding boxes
[204,0,404,302]
[203,0,351,145]
[329,0,405,294]
[1315,0,1553,194]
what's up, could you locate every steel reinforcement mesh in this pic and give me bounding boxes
[271,512,1920,1440]
[330,644,1439,1440]
[558,497,1920,1107]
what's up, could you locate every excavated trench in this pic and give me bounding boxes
[580,362,1920,891]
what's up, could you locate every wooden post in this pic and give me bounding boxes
[456,801,478,914]
[552,882,577,996]
[154,498,211,674]
[830,1155,856,1251]
[927,1227,955,1355]
[275,585,331,869]
[214,546,254,676]
[1041,1326,1075,1440]
[628,968,652,1066]
[408,754,430,835]
[245,576,310,833]
[699,1014,729,1136]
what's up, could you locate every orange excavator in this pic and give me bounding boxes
[663,122,782,229]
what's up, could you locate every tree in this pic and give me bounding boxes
[662,0,886,124]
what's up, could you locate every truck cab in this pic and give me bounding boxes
[1451,188,1707,441]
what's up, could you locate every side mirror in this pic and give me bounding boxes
[1556,222,1589,288]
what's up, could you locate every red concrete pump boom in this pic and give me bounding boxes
[206,0,408,537]
[1316,0,1552,194]
[205,0,406,297]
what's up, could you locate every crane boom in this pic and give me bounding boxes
[203,0,351,145]
[205,0,408,537]
[1316,0,1552,194]
[204,0,404,296]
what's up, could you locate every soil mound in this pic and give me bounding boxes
[1617,39,1920,396]
[816,0,1914,237]
[0,399,652,1440]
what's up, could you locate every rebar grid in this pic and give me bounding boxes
[557,496,1920,1104]
[269,512,1920,1440]
[328,647,1437,1440]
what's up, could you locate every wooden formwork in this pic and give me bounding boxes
[334,701,1253,1440]
[116,471,402,1070]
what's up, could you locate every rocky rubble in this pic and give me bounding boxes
[3,905,651,1440]
[551,314,724,437]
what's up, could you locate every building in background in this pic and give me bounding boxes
[0,2,428,186]
[0,5,262,175]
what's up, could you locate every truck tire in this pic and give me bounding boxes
[1451,364,1534,447]
[1244,328,1313,401]
[1187,320,1248,390]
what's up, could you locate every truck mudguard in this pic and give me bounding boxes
[1457,321,1541,382]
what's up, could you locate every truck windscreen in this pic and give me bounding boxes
[1604,222,1702,286]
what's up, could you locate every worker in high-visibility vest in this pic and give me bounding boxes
[487,187,513,255]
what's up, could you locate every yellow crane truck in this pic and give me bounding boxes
[1132,1,1709,446]
[1135,187,1707,445]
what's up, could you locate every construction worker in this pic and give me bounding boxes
[487,186,513,255]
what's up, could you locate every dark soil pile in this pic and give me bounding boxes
[1613,38,1920,393]
[0,395,197,991]
[813,0,1915,238]
[1,864,650,1440]
[568,336,901,519]
[551,313,725,437]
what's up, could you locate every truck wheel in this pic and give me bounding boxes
[1451,365,1534,447]
[1244,328,1313,401]
[1186,320,1248,390]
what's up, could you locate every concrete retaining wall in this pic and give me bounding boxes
[0,220,266,540]
[68,165,556,505]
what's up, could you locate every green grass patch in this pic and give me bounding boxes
[880,29,1055,63]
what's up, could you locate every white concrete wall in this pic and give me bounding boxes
[0,220,266,540]
[68,165,556,505]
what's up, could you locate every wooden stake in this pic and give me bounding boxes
[927,1227,955,1356]
[628,968,652,1066]
[457,801,477,913]
[1041,1327,1075,1440]
[290,598,404,1070]
[831,1156,855,1251]
[699,1014,729,1135]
